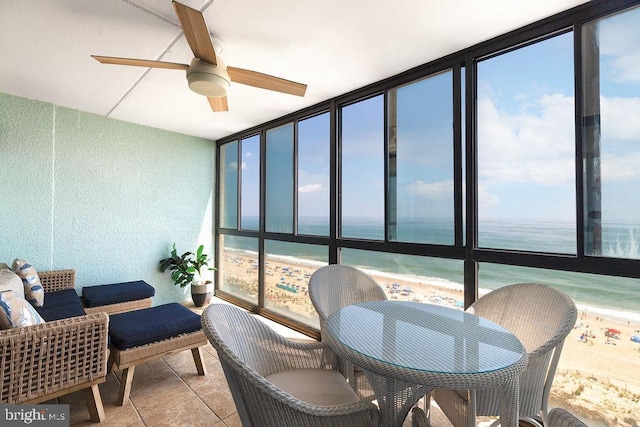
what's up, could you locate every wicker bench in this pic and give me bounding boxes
[107,303,208,405]
[1,269,109,423]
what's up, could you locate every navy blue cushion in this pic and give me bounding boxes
[35,289,86,321]
[82,280,155,308]
[109,303,201,350]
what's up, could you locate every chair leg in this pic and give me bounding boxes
[83,384,105,423]
[191,347,206,375]
[117,365,136,406]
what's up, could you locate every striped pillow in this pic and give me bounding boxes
[0,290,45,329]
[12,259,45,307]
[0,269,25,299]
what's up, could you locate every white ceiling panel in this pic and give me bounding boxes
[0,0,590,141]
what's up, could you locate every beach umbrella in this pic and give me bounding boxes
[631,335,640,343]
[607,328,621,335]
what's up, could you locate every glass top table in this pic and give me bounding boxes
[325,301,528,427]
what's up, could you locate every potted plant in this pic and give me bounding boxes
[159,243,216,307]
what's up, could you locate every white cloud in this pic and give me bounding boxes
[244,151,254,158]
[299,183,323,193]
[241,161,248,170]
[477,92,575,186]
[478,185,500,213]
[409,180,452,198]
[601,97,640,141]
[598,13,640,83]
[602,152,640,182]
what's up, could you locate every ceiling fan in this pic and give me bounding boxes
[91,0,307,112]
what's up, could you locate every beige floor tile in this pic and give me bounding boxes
[129,375,194,417]
[197,383,237,421]
[117,358,178,393]
[60,374,143,426]
[221,412,242,427]
[141,395,221,426]
[163,348,209,378]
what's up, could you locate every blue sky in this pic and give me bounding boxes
[234,7,640,227]
[477,11,640,223]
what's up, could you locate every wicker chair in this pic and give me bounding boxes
[547,408,588,427]
[201,303,380,427]
[0,270,109,422]
[432,283,577,427]
[308,264,387,394]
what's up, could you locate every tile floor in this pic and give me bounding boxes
[58,298,452,426]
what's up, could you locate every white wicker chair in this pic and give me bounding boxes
[432,283,578,427]
[201,303,380,427]
[308,264,387,393]
[548,408,588,427]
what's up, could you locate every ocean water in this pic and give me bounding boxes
[225,218,640,324]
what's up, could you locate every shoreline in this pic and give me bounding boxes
[225,248,640,325]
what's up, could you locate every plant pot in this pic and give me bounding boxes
[191,281,213,307]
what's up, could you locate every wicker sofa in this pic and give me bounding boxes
[0,269,109,423]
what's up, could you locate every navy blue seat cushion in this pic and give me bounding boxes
[109,303,201,350]
[35,289,86,321]
[82,280,155,308]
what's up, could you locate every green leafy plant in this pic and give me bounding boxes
[159,243,215,287]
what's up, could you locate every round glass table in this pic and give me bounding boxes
[326,300,528,427]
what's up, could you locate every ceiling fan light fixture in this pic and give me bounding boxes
[186,58,230,97]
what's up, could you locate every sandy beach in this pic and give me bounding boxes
[221,251,640,426]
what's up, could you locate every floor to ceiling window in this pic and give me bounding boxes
[388,71,456,245]
[582,8,640,260]
[477,32,577,254]
[340,95,385,240]
[216,2,640,425]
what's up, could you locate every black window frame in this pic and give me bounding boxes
[214,0,640,337]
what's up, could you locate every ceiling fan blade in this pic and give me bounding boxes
[227,67,307,96]
[208,96,229,112]
[91,55,189,70]
[172,1,217,65]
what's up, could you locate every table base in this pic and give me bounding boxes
[364,370,430,427]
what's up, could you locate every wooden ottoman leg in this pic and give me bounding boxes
[191,347,207,376]
[117,365,136,406]
[107,350,115,373]
[83,384,106,422]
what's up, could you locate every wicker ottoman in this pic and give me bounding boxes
[107,303,207,405]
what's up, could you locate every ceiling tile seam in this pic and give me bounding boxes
[106,0,219,117]
[120,0,180,28]
[106,29,186,118]
[121,0,219,36]
[200,0,215,13]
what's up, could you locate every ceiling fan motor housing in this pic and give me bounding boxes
[186,58,230,97]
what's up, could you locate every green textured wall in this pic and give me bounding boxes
[0,92,214,305]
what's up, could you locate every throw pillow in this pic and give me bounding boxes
[12,259,45,307]
[0,269,25,299]
[0,290,46,329]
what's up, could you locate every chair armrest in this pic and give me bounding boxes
[39,269,76,292]
[0,312,109,404]
[254,332,340,375]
